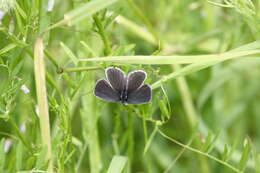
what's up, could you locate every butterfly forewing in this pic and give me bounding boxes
[106,67,125,92]
[126,84,152,104]
[127,70,146,93]
[94,79,120,102]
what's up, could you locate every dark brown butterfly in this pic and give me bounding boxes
[94,67,152,104]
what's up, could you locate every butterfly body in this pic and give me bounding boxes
[94,67,152,105]
[119,89,128,104]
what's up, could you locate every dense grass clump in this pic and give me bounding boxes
[0,0,260,172]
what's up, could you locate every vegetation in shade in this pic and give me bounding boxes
[0,0,260,173]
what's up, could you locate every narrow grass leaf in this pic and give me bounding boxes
[202,131,220,153]
[16,141,23,171]
[79,50,260,64]
[160,85,171,118]
[115,15,157,44]
[202,132,213,151]
[238,139,251,171]
[143,126,158,155]
[15,1,27,19]
[34,38,53,171]
[0,139,5,172]
[107,155,127,173]
[65,0,118,26]
[0,43,17,55]
[151,61,221,89]
[231,40,260,52]
[46,0,118,30]
[158,100,170,120]
[222,144,231,162]
[80,41,98,57]
[60,42,78,65]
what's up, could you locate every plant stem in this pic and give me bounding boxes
[158,129,242,173]
[34,37,53,172]
[93,15,111,56]
[57,66,101,73]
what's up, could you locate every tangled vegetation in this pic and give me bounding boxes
[0,0,260,172]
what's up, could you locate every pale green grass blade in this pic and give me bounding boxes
[80,41,98,57]
[65,0,118,26]
[151,60,221,89]
[46,0,118,31]
[115,15,157,44]
[107,156,128,173]
[79,50,260,64]
[34,38,53,171]
[60,42,78,65]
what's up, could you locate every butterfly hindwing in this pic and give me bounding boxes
[106,67,125,92]
[94,79,120,102]
[127,70,147,93]
[126,84,152,104]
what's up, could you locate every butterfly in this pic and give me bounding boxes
[94,67,152,104]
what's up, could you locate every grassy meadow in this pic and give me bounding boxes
[1,0,260,172]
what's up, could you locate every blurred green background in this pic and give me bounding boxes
[0,0,260,172]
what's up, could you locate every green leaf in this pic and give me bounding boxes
[221,144,231,162]
[46,0,118,30]
[0,139,6,172]
[80,41,98,57]
[15,1,27,19]
[107,155,127,173]
[64,0,118,26]
[16,141,23,171]
[238,138,251,172]
[60,42,79,65]
[201,131,220,153]
[0,43,17,55]
[158,100,170,120]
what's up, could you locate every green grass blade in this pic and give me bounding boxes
[65,0,118,26]
[151,60,220,89]
[0,43,17,55]
[78,50,260,64]
[238,139,251,172]
[0,139,5,172]
[107,155,128,173]
[45,0,118,31]
[34,38,53,172]
[60,42,78,65]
